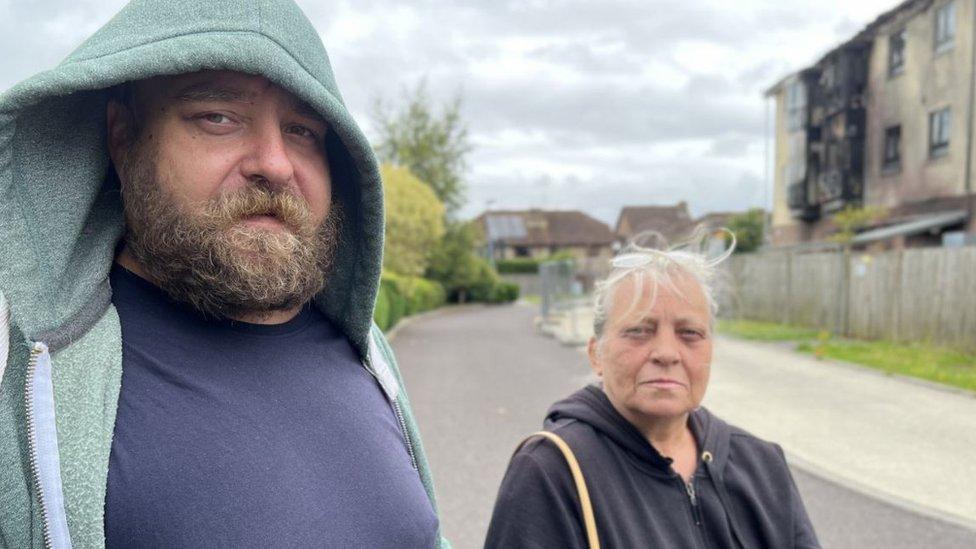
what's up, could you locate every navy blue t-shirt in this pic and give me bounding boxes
[104,264,438,548]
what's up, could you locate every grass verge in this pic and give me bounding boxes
[718,319,976,393]
[717,319,820,341]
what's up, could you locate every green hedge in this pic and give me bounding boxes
[488,281,520,303]
[495,258,540,274]
[374,272,447,331]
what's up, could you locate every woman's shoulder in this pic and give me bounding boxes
[696,407,792,477]
[514,419,602,464]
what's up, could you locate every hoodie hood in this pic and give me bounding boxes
[0,0,384,355]
[546,385,732,474]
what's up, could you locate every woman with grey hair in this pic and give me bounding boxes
[485,230,820,549]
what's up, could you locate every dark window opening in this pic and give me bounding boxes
[889,28,906,76]
[883,125,901,170]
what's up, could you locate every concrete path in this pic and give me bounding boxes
[706,335,976,528]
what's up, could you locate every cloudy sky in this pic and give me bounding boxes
[1,0,900,225]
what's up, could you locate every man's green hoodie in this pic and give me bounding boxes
[0,1,447,547]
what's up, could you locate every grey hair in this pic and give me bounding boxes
[592,225,735,341]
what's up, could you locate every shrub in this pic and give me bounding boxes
[488,281,520,303]
[388,289,407,329]
[377,276,406,330]
[411,277,447,312]
[465,261,500,303]
[374,272,447,331]
[380,164,445,276]
[374,283,391,331]
[495,258,540,274]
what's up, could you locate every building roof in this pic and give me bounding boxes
[764,72,799,97]
[851,210,968,244]
[477,209,615,247]
[765,0,925,96]
[694,211,740,230]
[615,202,693,242]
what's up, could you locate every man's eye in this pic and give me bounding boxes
[680,329,705,340]
[199,113,232,124]
[623,327,650,337]
[286,124,319,141]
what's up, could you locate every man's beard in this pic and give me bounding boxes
[118,139,341,321]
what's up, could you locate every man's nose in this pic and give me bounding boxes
[241,125,295,189]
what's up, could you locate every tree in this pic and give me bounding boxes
[727,208,765,253]
[425,221,495,302]
[373,82,470,216]
[829,205,887,244]
[380,164,445,276]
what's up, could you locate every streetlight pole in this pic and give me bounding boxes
[485,199,496,268]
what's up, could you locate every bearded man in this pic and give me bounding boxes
[0,1,446,548]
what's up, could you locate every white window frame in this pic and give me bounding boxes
[786,80,807,132]
[934,2,956,53]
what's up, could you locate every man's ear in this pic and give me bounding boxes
[106,101,133,170]
[587,337,602,377]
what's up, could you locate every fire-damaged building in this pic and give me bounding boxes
[767,0,976,249]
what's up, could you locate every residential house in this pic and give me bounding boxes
[615,202,694,245]
[476,209,616,260]
[767,0,976,249]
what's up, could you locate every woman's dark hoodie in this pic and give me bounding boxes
[485,385,820,549]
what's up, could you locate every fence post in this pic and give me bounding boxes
[841,246,852,336]
[891,249,903,343]
[833,248,845,335]
[540,262,551,318]
[784,251,793,325]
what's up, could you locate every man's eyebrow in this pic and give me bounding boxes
[291,98,328,125]
[173,84,253,103]
[172,83,329,126]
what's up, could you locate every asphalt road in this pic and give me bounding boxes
[393,304,976,549]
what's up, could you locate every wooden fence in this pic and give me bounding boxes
[721,247,976,351]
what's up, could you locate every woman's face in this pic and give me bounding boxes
[588,273,713,426]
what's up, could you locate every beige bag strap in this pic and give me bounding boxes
[516,431,600,549]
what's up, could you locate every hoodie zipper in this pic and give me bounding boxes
[392,397,419,471]
[679,475,709,549]
[361,349,420,472]
[685,479,702,524]
[24,343,54,549]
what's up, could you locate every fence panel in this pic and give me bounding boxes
[790,252,844,331]
[848,251,900,340]
[725,252,790,323]
[726,246,976,351]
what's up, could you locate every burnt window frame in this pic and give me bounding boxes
[929,107,951,158]
[786,80,807,132]
[888,27,907,76]
[934,1,956,53]
[882,125,901,171]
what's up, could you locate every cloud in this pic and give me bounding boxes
[1,0,903,226]
[0,1,127,90]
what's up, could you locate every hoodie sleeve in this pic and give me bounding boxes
[485,441,589,549]
[776,445,822,549]
[0,292,8,387]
